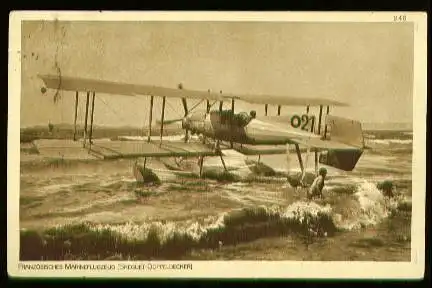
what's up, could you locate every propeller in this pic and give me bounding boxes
[156,84,215,143]
[154,97,191,141]
[156,118,184,126]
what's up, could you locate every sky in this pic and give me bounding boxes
[20,21,414,128]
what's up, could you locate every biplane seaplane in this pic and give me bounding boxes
[37,74,365,182]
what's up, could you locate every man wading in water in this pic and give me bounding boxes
[307,167,327,199]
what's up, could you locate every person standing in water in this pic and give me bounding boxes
[308,167,327,199]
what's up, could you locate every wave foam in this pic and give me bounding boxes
[370,139,412,145]
[84,200,336,245]
[21,183,411,260]
[333,180,406,230]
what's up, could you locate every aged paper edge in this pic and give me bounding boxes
[8,11,427,279]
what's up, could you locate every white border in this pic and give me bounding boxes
[8,11,427,279]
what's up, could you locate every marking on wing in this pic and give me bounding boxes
[248,119,319,138]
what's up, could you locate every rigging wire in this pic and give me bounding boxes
[94,94,206,138]
[97,95,131,125]
[141,101,148,137]
[189,99,205,113]
[129,96,148,136]
[136,96,148,137]
[165,98,183,118]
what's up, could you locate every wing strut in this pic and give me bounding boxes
[277,105,281,116]
[181,98,188,115]
[317,105,323,135]
[215,141,228,172]
[265,104,268,116]
[73,91,79,141]
[323,105,330,139]
[147,95,154,143]
[181,98,189,143]
[83,91,90,148]
[199,156,204,178]
[307,104,315,133]
[230,98,235,149]
[219,90,223,111]
[88,91,96,148]
[206,90,211,113]
[160,96,166,147]
[314,104,325,175]
[295,143,304,175]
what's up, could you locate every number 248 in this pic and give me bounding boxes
[394,15,407,22]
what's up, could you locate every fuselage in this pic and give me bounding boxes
[182,109,322,145]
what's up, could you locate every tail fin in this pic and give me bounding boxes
[324,115,364,148]
[319,115,364,171]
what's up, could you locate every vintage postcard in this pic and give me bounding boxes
[8,11,427,279]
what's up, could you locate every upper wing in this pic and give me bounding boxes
[39,74,348,107]
[221,93,348,107]
[39,74,225,101]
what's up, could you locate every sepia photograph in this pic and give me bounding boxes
[8,12,427,279]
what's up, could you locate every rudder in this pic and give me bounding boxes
[324,115,364,148]
[319,115,365,171]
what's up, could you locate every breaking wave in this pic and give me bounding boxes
[369,139,412,145]
[20,179,410,260]
[332,181,406,230]
[91,201,335,242]
[20,202,336,260]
